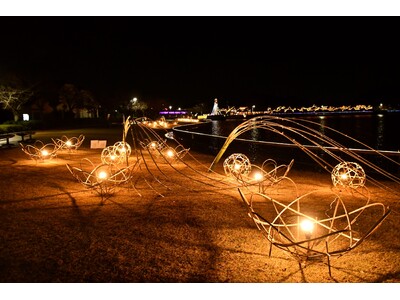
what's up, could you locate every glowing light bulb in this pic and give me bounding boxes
[97,171,108,180]
[110,155,116,161]
[167,149,174,158]
[340,173,348,180]
[254,172,264,181]
[300,219,314,236]
[234,163,241,171]
[66,141,72,147]
[151,142,156,148]
[41,150,49,157]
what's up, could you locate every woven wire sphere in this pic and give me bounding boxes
[113,141,131,157]
[101,142,131,165]
[331,161,366,188]
[223,153,251,177]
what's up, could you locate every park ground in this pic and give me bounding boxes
[1,127,400,284]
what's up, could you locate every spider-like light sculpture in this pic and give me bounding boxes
[20,141,59,162]
[239,187,390,276]
[52,135,85,152]
[331,161,366,188]
[160,145,190,163]
[101,141,131,165]
[66,158,140,199]
[139,139,166,153]
[223,153,251,177]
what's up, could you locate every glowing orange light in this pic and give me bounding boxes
[41,150,49,156]
[97,171,108,180]
[66,140,72,147]
[300,219,314,235]
[254,172,264,181]
[167,149,175,158]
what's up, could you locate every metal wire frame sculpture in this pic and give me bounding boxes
[331,161,366,189]
[52,135,85,152]
[200,115,399,274]
[101,141,132,165]
[238,187,391,276]
[66,158,141,199]
[160,144,190,163]
[223,153,252,177]
[223,153,295,193]
[139,139,167,155]
[20,140,59,162]
[208,115,400,196]
[125,117,241,197]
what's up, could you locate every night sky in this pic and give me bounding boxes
[1,17,400,111]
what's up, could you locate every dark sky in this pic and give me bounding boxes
[1,17,400,110]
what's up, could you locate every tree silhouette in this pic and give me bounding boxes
[0,85,33,121]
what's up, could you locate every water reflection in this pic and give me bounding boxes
[249,127,260,162]
[376,114,385,150]
[211,120,222,136]
[210,121,223,153]
[318,116,326,136]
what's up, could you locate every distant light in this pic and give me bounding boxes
[23,114,29,121]
[178,107,181,111]
[159,111,187,115]
[378,114,384,118]
[169,106,172,110]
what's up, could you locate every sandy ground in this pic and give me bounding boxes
[1,128,400,285]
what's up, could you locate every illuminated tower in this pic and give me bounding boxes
[211,98,220,115]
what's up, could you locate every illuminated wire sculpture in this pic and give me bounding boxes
[160,145,190,163]
[101,141,131,165]
[52,135,85,152]
[66,158,140,199]
[139,139,166,154]
[20,141,59,162]
[239,187,391,276]
[331,161,366,189]
[223,153,251,177]
[223,154,295,193]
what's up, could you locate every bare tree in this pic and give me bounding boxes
[0,85,33,121]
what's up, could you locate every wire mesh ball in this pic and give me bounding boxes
[113,141,131,157]
[101,146,123,165]
[331,161,366,188]
[223,153,251,177]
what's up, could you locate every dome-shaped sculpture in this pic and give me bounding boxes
[331,161,366,188]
